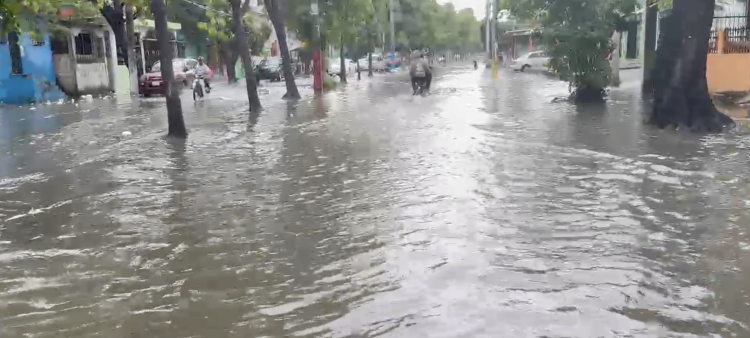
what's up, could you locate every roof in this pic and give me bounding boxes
[135,19,181,31]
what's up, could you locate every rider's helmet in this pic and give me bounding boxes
[198,56,205,63]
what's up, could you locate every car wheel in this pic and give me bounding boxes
[520,65,530,72]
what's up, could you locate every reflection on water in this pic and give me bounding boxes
[1,67,750,337]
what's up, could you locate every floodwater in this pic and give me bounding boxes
[2,66,750,338]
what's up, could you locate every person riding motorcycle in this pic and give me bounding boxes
[195,57,211,91]
[409,50,432,95]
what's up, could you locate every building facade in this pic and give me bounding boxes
[0,29,65,104]
[52,24,115,96]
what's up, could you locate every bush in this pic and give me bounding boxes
[515,0,637,102]
[323,77,337,90]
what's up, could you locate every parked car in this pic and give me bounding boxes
[328,58,355,76]
[511,51,550,72]
[255,57,285,82]
[139,58,201,96]
[356,55,387,72]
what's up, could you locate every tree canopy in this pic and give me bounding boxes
[284,0,482,54]
[501,0,638,101]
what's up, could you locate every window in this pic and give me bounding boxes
[51,35,69,55]
[75,33,94,56]
[75,32,106,63]
[8,31,23,75]
[151,60,185,72]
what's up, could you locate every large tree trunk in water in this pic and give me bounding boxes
[230,0,262,113]
[339,44,347,83]
[264,0,300,99]
[101,3,126,65]
[125,3,139,95]
[368,51,373,77]
[150,0,187,138]
[650,0,733,132]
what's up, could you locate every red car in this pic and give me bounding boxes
[140,58,203,96]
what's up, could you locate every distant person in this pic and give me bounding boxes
[409,50,432,95]
[195,57,211,91]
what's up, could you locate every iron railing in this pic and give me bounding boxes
[709,15,750,54]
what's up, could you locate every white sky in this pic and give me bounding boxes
[439,0,488,18]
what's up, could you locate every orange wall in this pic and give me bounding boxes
[707,53,750,93]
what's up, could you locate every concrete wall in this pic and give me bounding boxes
[0,32,62,104]
[76,62,110,94]
[53,54,77,94]
[707,53,750,93]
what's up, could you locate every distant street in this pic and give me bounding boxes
[2,63,750,338]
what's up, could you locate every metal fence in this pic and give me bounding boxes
[709,15,750,54]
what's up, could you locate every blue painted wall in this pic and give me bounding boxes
[0,31,64,105]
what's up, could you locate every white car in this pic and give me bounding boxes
[328,58,355,75]
[357,58,370,70]
[511,51,550,72]
[355,55,387,72]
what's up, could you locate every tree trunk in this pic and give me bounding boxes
[125,3,139,95]
[100,1,132,93]
[368,51,373,76]
[150,0,187,138]
[220,41,238,83]
[650,0,733,132]
[610,31,621,87]
[264,0,300,99]
[101,3,126,64]
[230,0,262,113]
[339,44,347,83]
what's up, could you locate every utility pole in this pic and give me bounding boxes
[491,0,499,77]
[311,0,323,92]
[389,0,396,70]
[484,0,492,66]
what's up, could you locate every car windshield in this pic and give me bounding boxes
[259,59,281,67]
[151,60,183,72]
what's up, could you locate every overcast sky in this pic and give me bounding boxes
[439,0,487,18]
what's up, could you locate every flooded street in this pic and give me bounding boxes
[2,65,750,337]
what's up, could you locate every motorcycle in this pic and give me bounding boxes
[414,79,428,96]
[192,75,210,101]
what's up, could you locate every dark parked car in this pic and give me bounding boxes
[255,58,286,82]
[140,58,203,96]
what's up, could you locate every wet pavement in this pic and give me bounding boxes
[2,64,750,337]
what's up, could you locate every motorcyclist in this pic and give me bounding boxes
[409,50,431,95]
[195,56,211,91]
